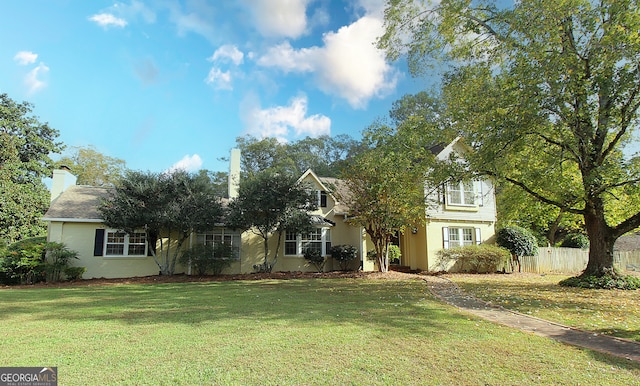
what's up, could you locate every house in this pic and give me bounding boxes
[399,138,497,272]
[43,141,496,279]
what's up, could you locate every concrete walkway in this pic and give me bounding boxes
[423,275,640,362]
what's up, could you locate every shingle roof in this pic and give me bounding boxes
[318,176,351,214]
[43,185,111,221]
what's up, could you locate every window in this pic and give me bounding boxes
[104,230,147,257]
[446,181,475,206]
[196,229,241,259]
[443,227,481,249]
[311,190,327,208]
[285,228,332,256]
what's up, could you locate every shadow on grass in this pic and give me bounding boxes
[452,275,640,342]
[0,279,459,337]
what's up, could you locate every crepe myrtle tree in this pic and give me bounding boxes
[99,170,225,275]
[379,0,640,281]
[227,170,317,273]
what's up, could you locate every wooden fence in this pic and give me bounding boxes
[514,248,640,274]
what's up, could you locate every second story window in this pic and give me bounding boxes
[446,181,475,206]
[318,190,327,208]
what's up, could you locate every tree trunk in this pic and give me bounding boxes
[582,203,618,277]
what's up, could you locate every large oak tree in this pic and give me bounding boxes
[379,0,640,278]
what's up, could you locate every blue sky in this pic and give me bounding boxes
[0,0,430,174]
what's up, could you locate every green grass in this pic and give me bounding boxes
[448,273,640,342]
[1,277,639,385]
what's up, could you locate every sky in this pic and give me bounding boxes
[0,0,431,174]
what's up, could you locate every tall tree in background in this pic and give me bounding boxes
[380,0,640,279]
[99,170,224,275]
[56,145,126,186]
[227,171,316,272]
[234,135,361,177]
[0,94,63,243]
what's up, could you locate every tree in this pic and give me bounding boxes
[99,170,225,275]
[56,145,126,186]
[227,171,316,272]
[340,123,431,272]
[380,0,640,280]
[234,135,362,178]
[0,94,63,243]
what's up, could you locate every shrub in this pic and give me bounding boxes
[560,233,590,249]
[559,274,640,290]
[496,226,538,272]
[303,248,325,272]
[0,237,47,284]
[180,243,234,276]
[330,244,358,271]
[436,245,511,273]
[388,245,401,265]
[64,266,86,281]
[44,242,79,282]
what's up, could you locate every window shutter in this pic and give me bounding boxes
[442,227,449,249]
[477,181,484,207]
[475,228,481,245]
[94,229,105,256]
[439,185,445,204]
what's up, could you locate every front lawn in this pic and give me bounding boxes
[448,273,640,342]
[1,277,639,385]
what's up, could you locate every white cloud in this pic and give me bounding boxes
[25,63,49,94]
[209,45,244,65]
[241,94,331,140]
[89,13,127,28]
[242,0,310,38]
[167,154,203,173]
[257,16,397,108]
[14,51,38,65]
[205,68,233,90]
[165,1,217,42]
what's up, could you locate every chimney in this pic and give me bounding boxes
[228,148,241,199]
[51,167,77,202]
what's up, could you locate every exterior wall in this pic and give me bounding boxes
[424,220,496,271]
[47,221,166,279]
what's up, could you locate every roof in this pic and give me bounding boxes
[318,176,351,214]
[43,185,111,221]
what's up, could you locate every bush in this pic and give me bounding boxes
[303,248,325,272]
[180,243,234,275]
[44,242,79,282]
[560,233,590,249]
[436,245,511,273]
[0,237,47,284]
[330,244,358,271]
[388,245,401,265]
[64,266,86,281]
[496,226,538,272]
[559,274,640,290]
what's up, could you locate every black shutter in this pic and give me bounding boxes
[94,229,105,256]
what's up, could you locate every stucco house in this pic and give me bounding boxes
[43,141,496,279]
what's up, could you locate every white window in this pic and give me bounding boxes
[196,229,241,259]
[284,228,332,256]
[443,227,481,249]
[447,181,475,206]
[104,230,147,257]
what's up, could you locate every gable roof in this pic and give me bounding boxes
[43,185,111,222]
